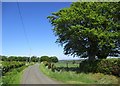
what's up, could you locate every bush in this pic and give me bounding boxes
[79,58,120,77]
[97,59,120,76]
[51,64,56,72]
[43,61,49,66]
[48,63,51,69]
[49,56,58,63]
[2,61,25,75]
[40,56,49,62]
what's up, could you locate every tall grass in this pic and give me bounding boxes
[40,63,119,84]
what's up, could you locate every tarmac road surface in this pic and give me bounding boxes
[21,63,60,84]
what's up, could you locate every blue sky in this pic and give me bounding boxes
[2,2,80,60]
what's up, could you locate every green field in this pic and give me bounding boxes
[40,61,119,84]
[55,60,80,67]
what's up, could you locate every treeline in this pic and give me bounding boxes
[80,58,120,77]
[1,56,39,62]
[40,56,58,63]
[0,55,59,63]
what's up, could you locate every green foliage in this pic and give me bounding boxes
[1,61,33,85]
[1,56,7,61]
[2,61,25,75]
[49,56,58,63]
[80,58,120,77]
[31,56,39,62]
[42,61,56,72]
[40,56,59,63]
[2,65,27,85]
[43,61,49,66]
[40,56,50,62]
[1,55,30,62]
[40,62,119,84]
[48,2,120,60]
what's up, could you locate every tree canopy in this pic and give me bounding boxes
[48,2,120,60]
[31,56,39,62]
[40,56,49,62]
[40,56,59,63]
[49,56,59,63]
[1,55,39,62]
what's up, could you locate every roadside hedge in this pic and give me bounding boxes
[2,61,25,75]
[42,61,56,72]
[79,58,120,77]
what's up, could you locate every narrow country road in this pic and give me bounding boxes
[21,63,60,84]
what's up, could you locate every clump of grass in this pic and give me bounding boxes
[40,63,119,84]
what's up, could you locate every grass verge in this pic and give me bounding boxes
[1,62,34,86]
[40,63,119,84]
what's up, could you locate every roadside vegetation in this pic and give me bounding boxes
[42,2,120,85]
[40,61,119,84]
[39,55,119,84]
[1,62,34,85]
[0,56,36,85]
[40,56,58,63]
[2,65,26,85]
[0,55,59,85]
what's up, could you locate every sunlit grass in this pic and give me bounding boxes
[40,63,119,84]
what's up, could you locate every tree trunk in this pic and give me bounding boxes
[88,54,96,61]
[88,37,97,61]
[88,44,96,61]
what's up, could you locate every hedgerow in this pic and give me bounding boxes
[79,58,120,77]
[2,61,25,75]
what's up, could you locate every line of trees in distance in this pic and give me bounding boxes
[0,55,59,63]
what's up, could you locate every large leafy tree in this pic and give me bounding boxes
[48,2,120,60]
